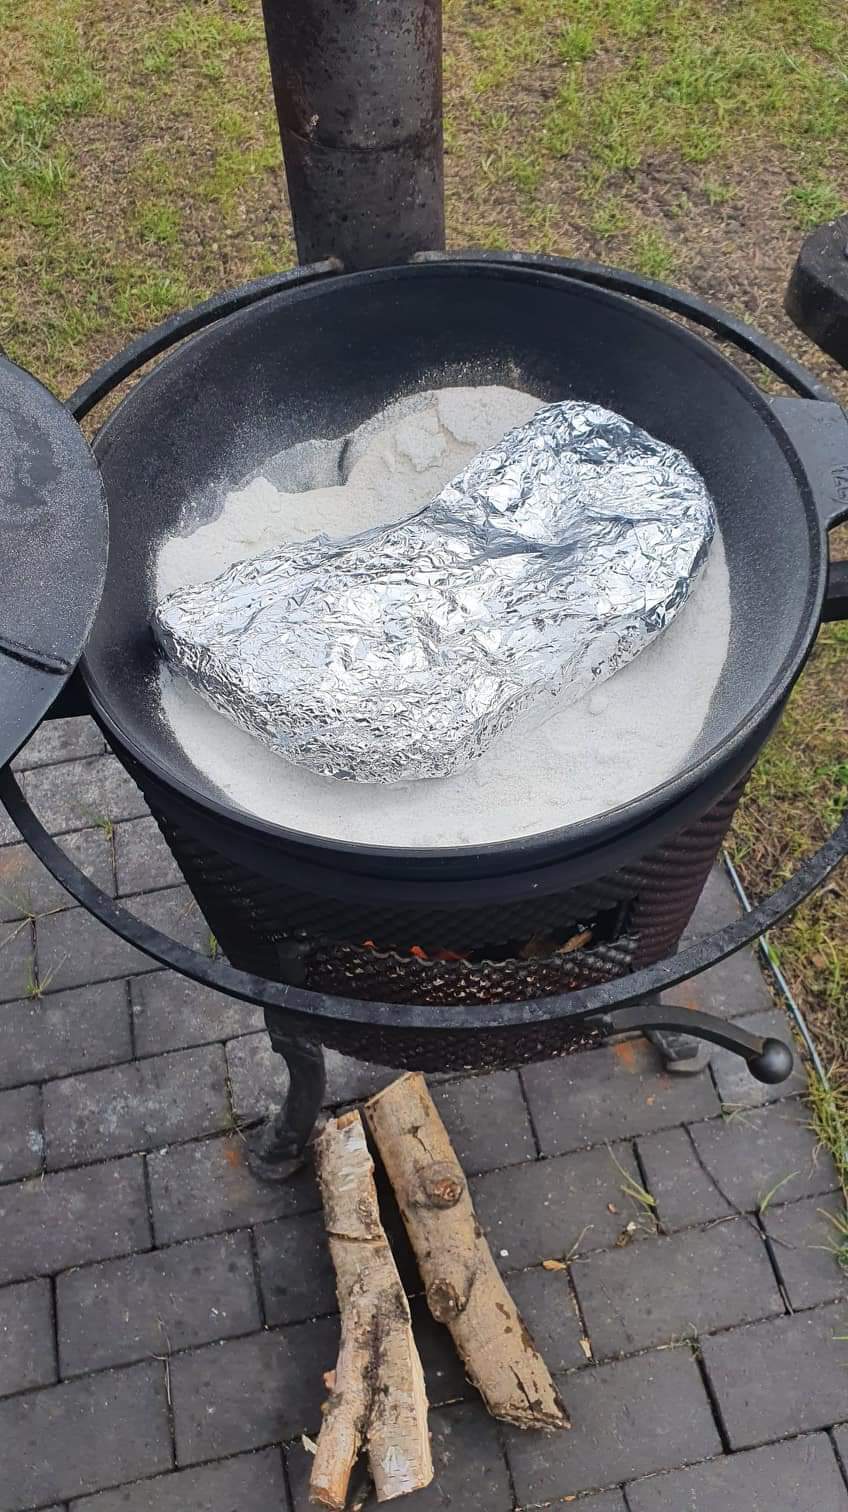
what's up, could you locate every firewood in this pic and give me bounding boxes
[364,1073,570,1433]
[310,1110,433,1509]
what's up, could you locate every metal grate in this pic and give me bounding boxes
[145,780,744,1071]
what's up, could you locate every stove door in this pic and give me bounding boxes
[0,354,107,768]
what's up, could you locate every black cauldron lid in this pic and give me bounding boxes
[0,354,107,768]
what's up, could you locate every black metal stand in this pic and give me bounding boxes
[785,214,848,372]
[598,1000,794,1084]
[247,1012,327,1181]
[644,1024,710,1076]
[4,251,848,1177]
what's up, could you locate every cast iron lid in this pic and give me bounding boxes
[0,354,107,768]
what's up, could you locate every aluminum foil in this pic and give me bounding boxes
[154,401,716,783]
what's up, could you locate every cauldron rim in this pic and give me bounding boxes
[82,259,828,875]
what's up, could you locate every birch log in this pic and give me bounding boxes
[364,1073,569,1432]
[310,1109,433,1509]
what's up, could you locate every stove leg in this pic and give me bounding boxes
[248,1020,326,1184]
[644,1023,710,1076]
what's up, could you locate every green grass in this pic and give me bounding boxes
[0,13,102,218]
[134,202,182,246]
[142,6,260,82]
[809,1081,848,1208]
[730,620,848,1038]
[0,0,292,388]
[817,1205,848,1272]
[629,226,678,280]
[445,0,847,279]
[758,1172,801,1215]
[788,179,845,227]
[729,614,848,1196]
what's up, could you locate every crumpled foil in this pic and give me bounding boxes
[154,401,716,783]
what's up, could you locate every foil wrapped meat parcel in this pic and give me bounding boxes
[154,401,716,784]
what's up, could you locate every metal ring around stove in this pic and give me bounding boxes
[2,251,843,1040]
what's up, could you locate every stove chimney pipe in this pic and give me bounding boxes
[262,0,445,271]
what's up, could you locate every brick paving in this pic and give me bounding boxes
[0,723,846,1511]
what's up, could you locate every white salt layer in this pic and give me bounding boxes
[156,385,731,849]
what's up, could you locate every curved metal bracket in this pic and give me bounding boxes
[1,765,844,1048]
[68,259,342,420]
[593,1002,794,1085]
[411,249,837,402]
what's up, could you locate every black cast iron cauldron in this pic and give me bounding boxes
[2,252,847,1128]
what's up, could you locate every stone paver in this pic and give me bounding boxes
[0,917,35,1004]
[763,1193,848,1309]
[37,886,209,993]
[431,1071,536,1174]
[626,1433,848,1510]
[36,905,150,991]
[520,1038,719,1155]
[664,947,775,1023]
[0,803,19,848]
[0,806,843,1512]
[701,1303,848,1448]
[0,1156,150,1284]
[710,1009,807,1108]
[504,1347,721,1502]
[0,1278,56,1397]
[147,1133,320,1244]
[676,870,775,1020]
[689,1099,840,1211]
[170,1320,338,1464]
[114,817,183,896]
[552,1496,627,1512]
[0,830,114,924]
[0,1362,171,1512]
[322,1047,408,1104]
[371,1164,421,1293]
[13,716,104,771]
[57,1231,261,1376]
[471,1142,643,1269]
[226,1030,397,1122]
[43,1044,230,1167]
[408,1294,474,1406]
[131,972,262,1055]
[559,1497,628,1512]
[833,1425,848,1476]
[572,1217,783,1358]
[287,1400,514,1511]
[0,1084,43,1182]
[254,1211,337,1326]
[126,885,210,950]
[507,1263,588,1371]
[636,1124,733,1231]
[0,981,132,1089]
[20,754,147,835]
[70,1449,286,1512]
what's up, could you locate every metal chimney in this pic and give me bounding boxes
[262,0,445,270]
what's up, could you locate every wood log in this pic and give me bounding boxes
[310,1109,433,1509]
[364,1073,569,1433]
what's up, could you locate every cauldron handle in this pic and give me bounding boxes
[769,396,848,623]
